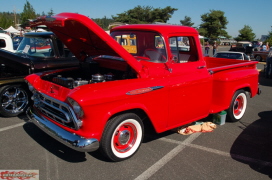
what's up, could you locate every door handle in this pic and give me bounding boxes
[197,66,206,69]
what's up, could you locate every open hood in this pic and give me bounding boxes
[30,12,143,74]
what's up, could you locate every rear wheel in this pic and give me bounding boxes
[255,55,262,61]
[100,113,144,162]
[0,84,29,117]
[227,90,247,122]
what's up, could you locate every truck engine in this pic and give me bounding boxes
[41,57,137,89]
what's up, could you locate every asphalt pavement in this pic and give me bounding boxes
[0,46,272,180]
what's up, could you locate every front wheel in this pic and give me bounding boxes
[0,84,30,117]
[100,113,144,162]
[227,90,247,122]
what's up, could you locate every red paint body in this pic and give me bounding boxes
[26,13,259,142]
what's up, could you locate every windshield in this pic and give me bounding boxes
[16,36,54,57]
[111,31,167,63]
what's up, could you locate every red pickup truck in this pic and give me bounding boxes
[25,13,260,161]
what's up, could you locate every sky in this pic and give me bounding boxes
[1,0,271,39]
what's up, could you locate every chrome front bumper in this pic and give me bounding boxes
[26,107,99,152]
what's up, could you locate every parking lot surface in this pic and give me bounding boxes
[0,49,272,180]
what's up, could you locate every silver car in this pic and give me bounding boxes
[213,51,251,61]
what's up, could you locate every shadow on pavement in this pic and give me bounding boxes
[230,110,272,178]
[23,122,87,163]
[259,71,272,87]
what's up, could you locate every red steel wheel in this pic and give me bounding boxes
[100,113,143,161]
[227,90,247,122]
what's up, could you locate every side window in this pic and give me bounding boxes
[0,39,6,48]
[169,36,198,63]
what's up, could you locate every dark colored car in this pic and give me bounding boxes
[0,32,79,117]
[230,41,254,56]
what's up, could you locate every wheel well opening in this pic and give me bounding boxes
[241,87,251,97]
[109,109,156,134]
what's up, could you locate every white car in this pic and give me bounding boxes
[213,51,251,61]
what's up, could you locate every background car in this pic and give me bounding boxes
[213,51,251,60]
[229,41,253,57]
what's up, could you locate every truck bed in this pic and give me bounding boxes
[204,57,258,72]
[204,57,259,114]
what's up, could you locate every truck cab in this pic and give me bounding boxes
[0,33,16,52]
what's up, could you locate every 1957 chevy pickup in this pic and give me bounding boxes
[25,13,260,161]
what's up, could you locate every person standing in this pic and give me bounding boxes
[212,41,218,55]
[266,42,269,50]
[204,42,210,55]
[261,44,267,51]
[265,48,272,78]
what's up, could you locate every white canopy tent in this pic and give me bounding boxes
[35,28,47,32]
[5,26,20,34]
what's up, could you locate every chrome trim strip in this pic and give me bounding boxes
[151,86,164,90]
[126,86,164,95]
[27,107,99,152]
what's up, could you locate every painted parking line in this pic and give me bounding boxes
[135,133,201,180]
[159,136,272,167]
[160,135,272,166]
[136,134,272,180]
[0,122,25,132]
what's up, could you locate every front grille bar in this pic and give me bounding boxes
[33,92,81,130]
[39,98,71,123]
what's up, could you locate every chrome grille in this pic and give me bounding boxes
[33,92,81,129]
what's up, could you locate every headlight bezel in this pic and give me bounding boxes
[67,97,84,119]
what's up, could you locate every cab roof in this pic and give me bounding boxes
[111,24,199,36]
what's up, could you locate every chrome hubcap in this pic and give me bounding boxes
[113,123,137,153]
[1,87,28,113]
[118,130,130,145]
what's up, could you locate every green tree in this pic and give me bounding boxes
[199,10,229,39]
[264,31,272,47]
[235,25,256,41]
[47,8,54,16]
[180,16,194,27]
[112,6,177,24]
[0,12,14,29]
[92,16,115,30]
[20,0,36,28]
